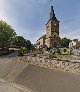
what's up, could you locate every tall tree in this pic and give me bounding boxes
[61,37,71,48]
[13,37,34,50]
[12,36,26,47]
[0,20,16,49]
[26,40,32,50]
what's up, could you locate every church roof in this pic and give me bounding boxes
[37,35,46,41]
[46,6,59,25]
[50,6,58,21]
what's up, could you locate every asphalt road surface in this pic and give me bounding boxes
[15,64,80,92]
[0,53,80,92]
[0,78,23,92]
[0,52,28,92]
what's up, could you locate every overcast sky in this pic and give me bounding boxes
[0,0,80,44]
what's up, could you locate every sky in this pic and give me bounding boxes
[0,0,80,44]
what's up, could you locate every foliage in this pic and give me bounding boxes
[61,37,71,48]
[12,36,26,47]
[49,48,58,59]
[60,48,70,55]
[30,44,35,51]
[0,51,10,56]
[57,48,61,54]
[18,47,27,56]
[50,48,57,54]
[0,20,34,52]
[0,20,16,48]
[12,37,34,51]
[0,51,6,56]
[26,40,32,50]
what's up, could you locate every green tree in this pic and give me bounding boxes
[61,37,71,48]
[26,40,32,50]
[12,36,26,47]
[13,36,34,51]
[0,20,16,49]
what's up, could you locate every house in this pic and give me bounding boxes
[69,39,80,49]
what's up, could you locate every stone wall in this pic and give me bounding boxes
[18,56,80,74]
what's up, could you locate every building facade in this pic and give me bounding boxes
[69,39,80,49]
[36,6,61,49]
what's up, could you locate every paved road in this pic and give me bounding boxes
[0,53,80,92]
[0,78,22,92]
[0,57,18,78]
[15,64,80,92]
[0,53,29,92]
[0,51,18,58]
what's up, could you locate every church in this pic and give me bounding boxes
[36,6,61,49]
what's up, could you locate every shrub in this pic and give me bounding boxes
[0,51,10,56]
[57,48,61,54]
[60,48,70,55]
[50,48,57,54]
[65,49,70,55]
[18,47,27,56]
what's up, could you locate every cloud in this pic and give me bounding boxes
[0,0,80,44]
[60,13,80,40]
[60,29,80,40]
[24,0,47,5]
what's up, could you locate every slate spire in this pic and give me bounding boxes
[50,6,57,20]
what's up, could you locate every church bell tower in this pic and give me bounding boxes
[45,6,61,48]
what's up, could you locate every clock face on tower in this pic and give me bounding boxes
[54,23,56,26]
[53,20,59,27]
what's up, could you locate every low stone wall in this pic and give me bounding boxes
[18,56,80,74]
